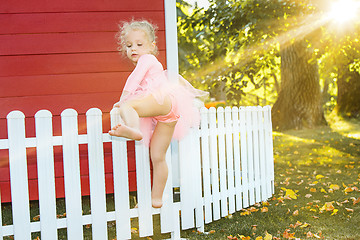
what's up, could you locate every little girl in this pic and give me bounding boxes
[109,20,207,208]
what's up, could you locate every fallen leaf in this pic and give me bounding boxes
[331,209,339,215]
[345,208,354,213]
[316,174,324,180]
[282,229,295,239]
[249,207,259,212]
[281,187,298,199]
[264,232,272,240]
[320,202,335,212]
[238,236,250,240]
[329,184,340,191]
[290,221,302,228]
[209,230,216,234]
[305,194,312,198]
[300,222,310,228]
[310,188,317,192]
[261,207,269,213]
[240,210,251,216]
[353,197,360,205]
[293,210,299,216]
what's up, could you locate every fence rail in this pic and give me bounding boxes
[0,106,274,239]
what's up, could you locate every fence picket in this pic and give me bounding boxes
[225,107,236,214]
[217,107,229,217]
[191,128,205,231]
[232,107,243,211]
[135,142,153,237]
[35,110,58,240]
[245,107,255,205]
[160,146,175,234]
[7,111,31,240]
[258,108,268,201]
[61,109,84,240]
[252,108,261,202]
[239,107,249,208]
[209,107,221,220]
[264,106,275,196]
[110,108,131,239]
[179,131,195,229]
[200,107,212,223]
[86,108,108,239]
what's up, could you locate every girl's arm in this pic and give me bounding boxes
[113,54,156,108]
[122,54,156,93]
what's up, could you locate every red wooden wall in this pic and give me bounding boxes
[0,0,166,202]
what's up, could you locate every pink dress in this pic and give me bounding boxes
[120,54,207,146]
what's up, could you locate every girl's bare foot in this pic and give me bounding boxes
[151,198,163,208]
[109,124,143,140]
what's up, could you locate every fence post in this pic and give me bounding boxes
[35,110,58,240]
[7,111,31,240]
[61,109,84,240]
[86,108,108,239]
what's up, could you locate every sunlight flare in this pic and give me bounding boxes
[327,0,360,24]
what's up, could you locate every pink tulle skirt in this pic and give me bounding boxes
[121,71,208,146]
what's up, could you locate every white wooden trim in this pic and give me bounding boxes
[164,0,179,82]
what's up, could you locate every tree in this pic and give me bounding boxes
[272,38,326,130]
[321,25,360,118]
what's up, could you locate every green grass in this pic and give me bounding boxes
[2,117,359,239]
[182,116,360,240]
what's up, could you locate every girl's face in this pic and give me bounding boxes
[125,29,155,64]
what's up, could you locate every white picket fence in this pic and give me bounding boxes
[0,106,274,239]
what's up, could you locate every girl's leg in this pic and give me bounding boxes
[149,121,176,208]
[109,94,172,140]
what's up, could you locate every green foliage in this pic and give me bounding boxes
[177,0,360,112]
[177,0,315,106]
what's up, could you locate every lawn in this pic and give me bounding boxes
[181,115,360,240]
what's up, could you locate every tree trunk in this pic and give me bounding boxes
[272,39,326,131]
[335,67,360,118]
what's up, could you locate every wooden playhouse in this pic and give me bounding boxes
[0,0,172,202]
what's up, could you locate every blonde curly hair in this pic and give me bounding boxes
[116,20,158,56]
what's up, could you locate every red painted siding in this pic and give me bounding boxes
[0,0,165,202]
